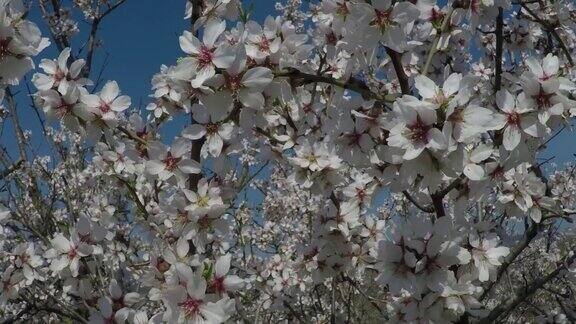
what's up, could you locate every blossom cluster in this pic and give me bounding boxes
[1,0,576,323]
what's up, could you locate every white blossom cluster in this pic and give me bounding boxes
[1,0,576,323]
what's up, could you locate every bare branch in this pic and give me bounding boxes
[385,47,410,95]
[494,7,504,93]
[479,249,576,323]
[274,68,392,102]
[521,4,574,67]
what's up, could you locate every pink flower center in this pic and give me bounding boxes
[179,297,203,317]
[258,38,270,53]
[55,102,74,118]
[79,232,92,243]
[163,152,181,171]
[372,9,392,28]
[198,216,212,230]
[336,2,349,16]
[209,276,226,294]
[198,46,214,68]
[325,32,338,45]
[408,117,431,144]
[225,74,242,92]
[68,248,78,260]
[54,69,66,86]
[532,87,554,110]
[100,101,112,113]
[356,188,367,202]
[539,73,552,82]
[346,132,363,146]
[506,112,521,126]
[470,0,479,14]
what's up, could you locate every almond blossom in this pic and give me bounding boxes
[1,0,576,323]
[179,19,236,88]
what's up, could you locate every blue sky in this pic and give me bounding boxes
[4,0,575,166]
[35,0,277,101]
[5,1,276,158]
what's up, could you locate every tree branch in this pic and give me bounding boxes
[274,68,392,102]
[479,221,540,301]
[385,47,410,95]
[521,4,574,67]
[494,7,504,93]
[479,249,576,323]
[187,0,206,191]
[84,0,128,77]
[421,7,455,76]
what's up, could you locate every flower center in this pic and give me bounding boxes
[306,154,318,164]
[205,123,219,135]
[532,87,554,110]
[163,152,181,171]
[197,46,214,68]
[0,37,13,60]
[197,195,210,208]
[408,117,431,144]
[54,68,66,86]
[198,216,212,230]
[325,32,338,46]
[371,9,393,29]
[506,112,521,126]
[100,101,112,113]
[209,276,226,294]
[346,132,363,146]
[258,38,270,53]
[336,2,349,16]
[56,102,75,118]
[225,74,243,92]
[179,297,203,318]
[68,248,78,260]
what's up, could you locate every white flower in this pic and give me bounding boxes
[415,74,462,109]
[179,19,236,87]
[245,17,283,61]
[182,99,235,158]
[525,53,559,83]
[289,139,342,172]
[145,139,201,185]
[82,80,131,117]
[367,0,420,51]
[216,48,273,109]
[39,87,93,130]
[207,254,244,295]
[183,178,225,216]
[44,233,93,277]
[469,233,509,282]
[164,268,231,323]
[387,96,446,160]
[492,90,539,151]
[11,242,42,284]
[32,47,91,94]
[0,9,50,85]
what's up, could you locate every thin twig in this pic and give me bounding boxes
[274,68,392,102]
[479,249,576,323]
[494,7,504,93]
[421,7,455,76]
[521,4,574,67]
